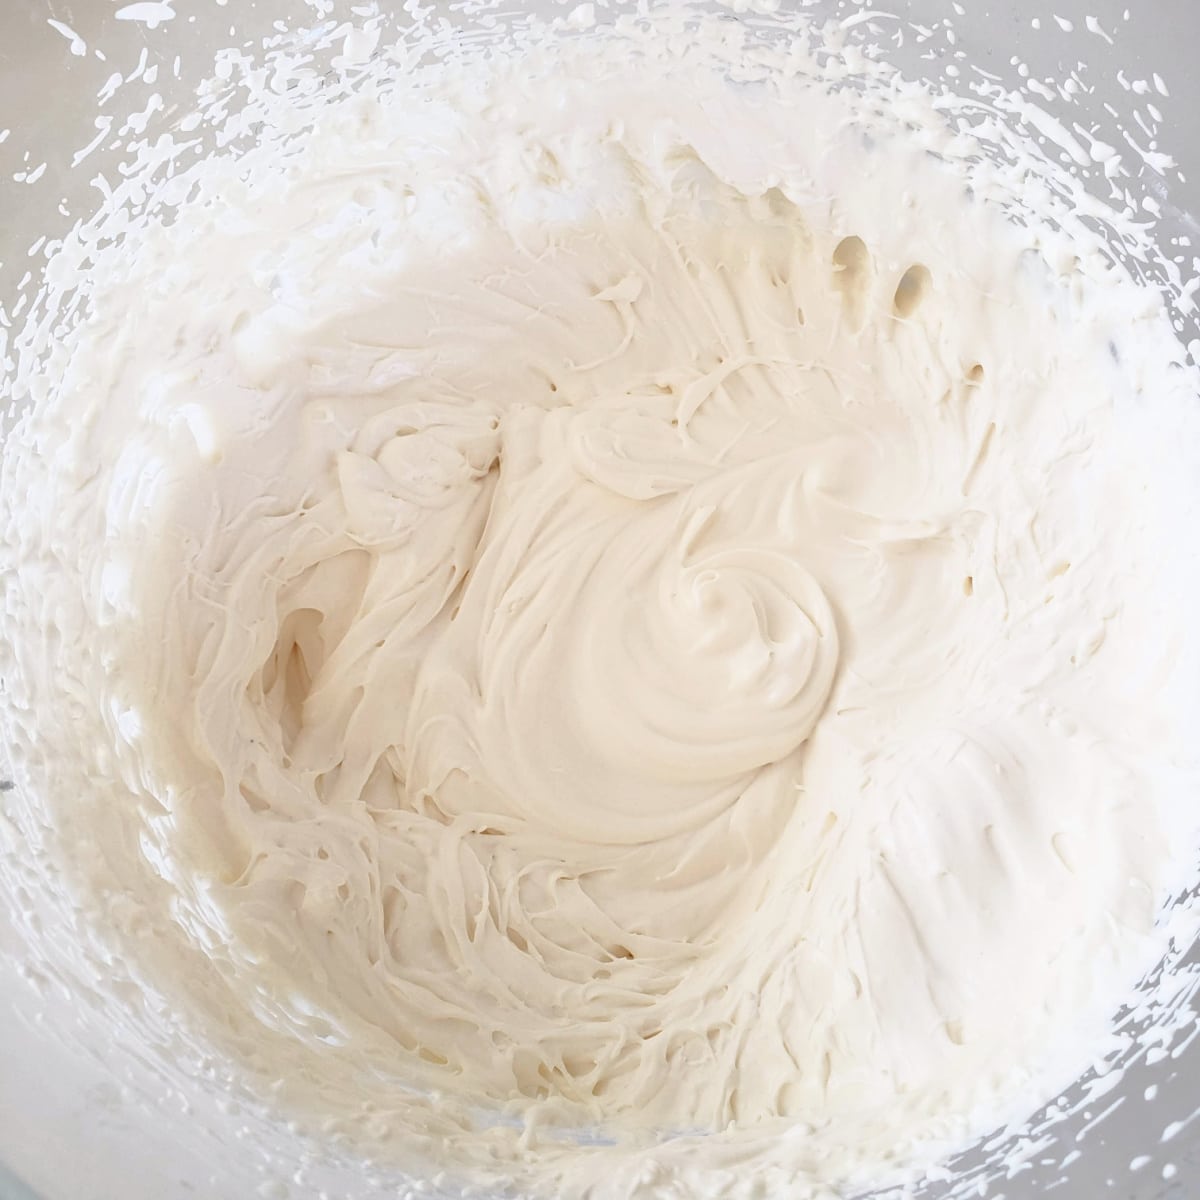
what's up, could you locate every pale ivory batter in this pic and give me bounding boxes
[2,10,1200,1200]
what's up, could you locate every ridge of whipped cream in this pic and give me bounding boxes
[3,5,1200,1200]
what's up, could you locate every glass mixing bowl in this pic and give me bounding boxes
[1,1,1198,1198]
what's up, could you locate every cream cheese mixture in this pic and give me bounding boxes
[3,7,1200,1200]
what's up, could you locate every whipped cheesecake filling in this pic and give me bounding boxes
[3,16,1200,1200]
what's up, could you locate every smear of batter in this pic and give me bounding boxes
[3,9,1200,1200]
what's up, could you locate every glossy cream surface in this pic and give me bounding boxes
[3,15,1200,1200]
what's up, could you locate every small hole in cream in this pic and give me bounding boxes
[832,235,872,328]
[893,263,932,318]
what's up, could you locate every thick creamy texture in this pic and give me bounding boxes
[3,14,1200,1200]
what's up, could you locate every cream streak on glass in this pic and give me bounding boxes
[2,11,1200,1200]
